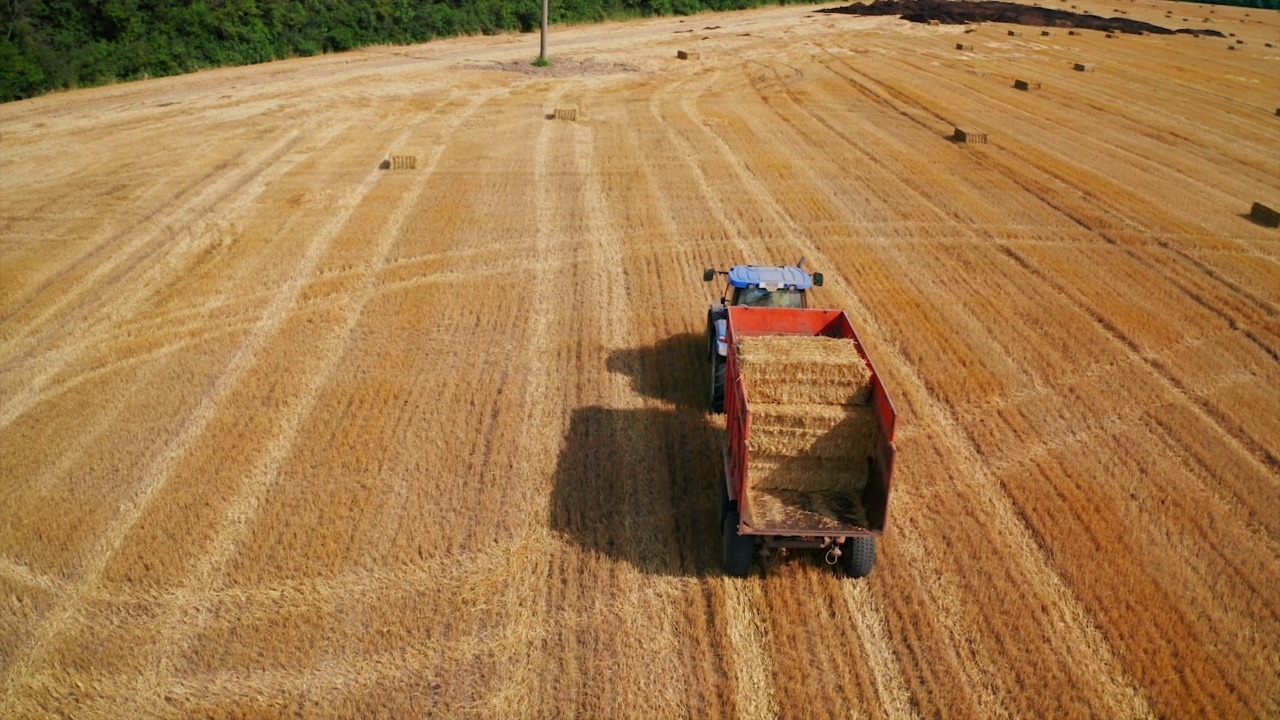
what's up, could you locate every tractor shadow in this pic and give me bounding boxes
[549,333,723,576]
[605,332,708,410]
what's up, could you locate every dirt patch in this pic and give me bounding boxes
[470,56,642,76]
[819,0,1226,37]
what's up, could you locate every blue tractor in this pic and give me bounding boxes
[702,259,824,413]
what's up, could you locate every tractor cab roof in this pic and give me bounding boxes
[727,265,813,291]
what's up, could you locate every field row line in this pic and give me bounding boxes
[0,122,337,433]
[0,102,434,710]
[727,59,1158,718]
[654,69,883,720]
[18,252,564,419]
[129,87,507,707]
[812,47,1279,473]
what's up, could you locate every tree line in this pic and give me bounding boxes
[3,0,1274,103]
[0,0,814,102]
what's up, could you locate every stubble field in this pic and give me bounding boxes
[1,1,1278,717]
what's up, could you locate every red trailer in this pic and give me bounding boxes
[719,306,897,577]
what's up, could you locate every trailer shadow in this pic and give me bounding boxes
[549,333,722,576]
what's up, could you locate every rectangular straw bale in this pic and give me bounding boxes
[737,335,872,406]
[749,452,870,496]
[747,403,877,460]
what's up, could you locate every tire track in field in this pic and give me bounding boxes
[0,112,427,712]
[656,66,918,717]
[762,51,1274,712]
[0,556,63,595]
[893,63,1263,217]
[647,70,784,720]
[495,83,571,717]
[0,126,303,355]
[820,52,1280,347]
[568,96,693,714]
[687,59,1154,719]
[0,122,349,433]
[999,244,1278,474]
[805,49,1276,709]
[20,251,549,417]
[657,65,931,719]
[779,51,1280,476]
[125,89,503,709]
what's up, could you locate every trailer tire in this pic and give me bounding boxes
[710,358,726,414]
[722,511,754,577]
[842,537,876,578]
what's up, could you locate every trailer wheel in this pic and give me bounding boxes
[710,358,726,414]
[842,537,876,578]
[723,511,754,577]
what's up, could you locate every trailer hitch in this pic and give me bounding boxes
[824,544,842,565]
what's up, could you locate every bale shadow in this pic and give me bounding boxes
[549,406,723,577]
[1240,211,1279,230]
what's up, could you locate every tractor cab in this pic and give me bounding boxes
[703,261,823,309]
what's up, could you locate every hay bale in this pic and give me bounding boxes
[1008,30,1023,37]
[747,403,877,460]
[554,108,578,121]
[1236,39,1244,44]
[1228,45,1237,51]
[956,42,974,50]
[1250,202,1280,228]
[1014,79,1042,91]
[1074,62,1095,71]
[929,19,940,25]
[677,50,699,60]
[1068,30,1081,36]
[390,155,416,170]
[737,335,872,406]
[1105,33,1117,39]
[747,448,870,491]
[1041,30,1052,36]
[738,335,878,525]
[953,126,988,143]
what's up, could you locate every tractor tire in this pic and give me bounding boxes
[842,537,876,578]
[706,315,717,362]
[723,511,754,577]
[710,358,726,414]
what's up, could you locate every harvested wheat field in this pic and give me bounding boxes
[2,0,1279,716]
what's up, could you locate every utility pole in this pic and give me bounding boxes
[539,0,549,63]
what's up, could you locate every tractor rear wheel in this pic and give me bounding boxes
[723,511,754,577]
[710,358,725,414]
[842,537,876,578]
